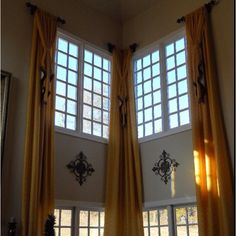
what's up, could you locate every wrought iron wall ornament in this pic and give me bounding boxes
[67,152,95,185]
[152,150,179,184]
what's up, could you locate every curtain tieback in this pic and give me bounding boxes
[118,96,128,128]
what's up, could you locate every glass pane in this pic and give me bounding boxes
[58,52,67,67]
[67,100,77,115]
[154,119,162,133]
[84,76,92,90]
[57,66,66,81]
[150,227,159,236]
[55,227,59,236]
[166,43,174,56]
[136,84,143,97]
[166,56,175,70]
[144,80,152,94]
[187,206,198,224]
[103,111,109,125]
[144,108,152,122]
[83,105,92,119]
[84,63,92,77]
[167,69,176,84]
[160,226,169,236]
[56,96,66,112]
[178,80,188,95]
[137,111,143,124]
[94,67,102,81]
[54,209,60,226]
[84,91,92,105]
[103,58,109,71]
[144,94,152,108]
[152,50,159,63]
[103,97,109,111]
[168,98,178,113]
[136,71,142,84]
[159,209,168,225]
[137,97,143,110]
[83,119,91,134]
[103,125,109,138]
[176,208,187,225]
[93,94,102,108]
[177,226,187,236]
[94,81,102,94]
[67,85,77,100]
[177,65,187,80]
[176,51,186,66]
[68,56,78,71]
[103,84,109,97]
[94,54,102,68]
[152,63,160,77]
[143,55,151,67]
[189,225,198,236]
[180,110,190,125]
[150,210,158,226]
[79,228,88,236]
[93,122,101,136]
[179,95,189,110]
[153,76,161,90]
[93,108,101,122]
[66,115,76,130]
[68,70,77,85]
[100,228,104,236]
[90,211,99,226]
[168,84,177,99]
[176,38,185,52]
[100,212,105,227]
[103,71,109,84]
[153,90,161,104]
[143,67,151,81]
[58,38,68,53]
[69,43,78,57]
[84,50,93,63]
[143,211,148,227]
[145,122,153,136]
[61,210,72,226]
[55,112,65,127]
[169,113,178,129]
[56,81,66,96]
[90,228,99,236]
[136,59,142,71]
[144,227,149,236]
[154,104,162,118]
[138,125,143,138]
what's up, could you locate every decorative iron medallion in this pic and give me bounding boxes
[152,150,179,184]
[67,152,95,185]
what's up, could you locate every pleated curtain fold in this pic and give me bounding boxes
[22,9,57,236]
[185,7,233,236]
[104,49,144,236]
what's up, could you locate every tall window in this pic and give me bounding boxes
[54,32,111,142]
[133,31,190,141]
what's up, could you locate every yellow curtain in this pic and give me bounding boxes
[104,49,144,236]
[185,7,233,236]
[22,9,57,236]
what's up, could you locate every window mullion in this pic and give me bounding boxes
[167,205,175,236]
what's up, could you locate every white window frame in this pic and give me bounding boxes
[54,29,112,144]
[133,28,191,143]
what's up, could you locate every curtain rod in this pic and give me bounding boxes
[107,43,138,53]
[25,2,66,24]
[177,0,218,23]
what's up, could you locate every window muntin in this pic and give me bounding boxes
[133,32,190,141]
[82,49,111,139]
[174,205,198,236]
[54,32,111,142]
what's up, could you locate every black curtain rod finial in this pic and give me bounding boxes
[107,43,115,53]
[177,16,185,23]
[129,43,138,53]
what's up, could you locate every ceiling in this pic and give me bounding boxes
[80,0,159,23]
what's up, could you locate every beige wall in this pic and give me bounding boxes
[2,0,233,234]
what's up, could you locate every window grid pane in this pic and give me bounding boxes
[82,48,111,139]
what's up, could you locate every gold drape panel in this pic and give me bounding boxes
[185,7,233,236]
[22,9,57,236]
[104,49,144,236]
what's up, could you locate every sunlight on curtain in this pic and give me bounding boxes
[22,9,57,236]
[186,6,233,236]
